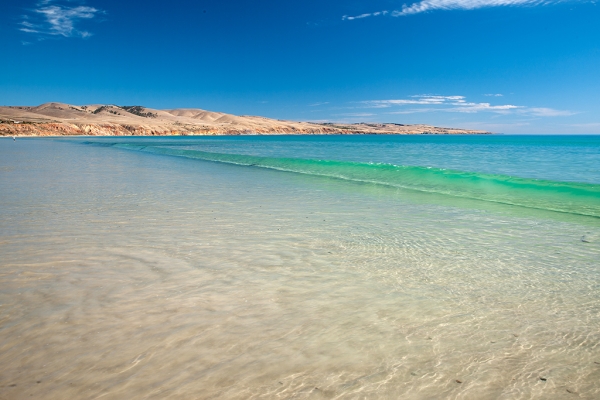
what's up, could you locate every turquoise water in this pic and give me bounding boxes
[87,135,600,183]
[95,135,600,218]
[1,135,599,399]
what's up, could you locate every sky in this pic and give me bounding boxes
[1,0,600,133]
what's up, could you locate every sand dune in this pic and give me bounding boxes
[0,103,490,136]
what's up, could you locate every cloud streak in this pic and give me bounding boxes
[360,95,573,116]
[525,107,575,117]
[343,11,389,21]
[20,0,103,39]
[343,0,571,20]
[364,95,468,106]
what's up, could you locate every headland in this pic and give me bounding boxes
[0,102,490,136]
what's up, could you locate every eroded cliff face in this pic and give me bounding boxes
[0,122,490,136]
[0,122,358,136]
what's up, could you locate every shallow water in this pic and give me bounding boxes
[1,136,599,399]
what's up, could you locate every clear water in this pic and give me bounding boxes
[136,135,600,183]
[1,135,599,399]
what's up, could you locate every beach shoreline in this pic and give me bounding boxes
[1,137,598,399]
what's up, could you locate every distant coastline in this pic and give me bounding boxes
[0,102,491,137]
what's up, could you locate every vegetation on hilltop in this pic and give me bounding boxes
[91,105,157,118]
[119,106,158,118]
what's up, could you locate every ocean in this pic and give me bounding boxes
[1,135,599,398]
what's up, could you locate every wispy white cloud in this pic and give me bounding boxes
[447,101,521,113]
[484,93,503,97]
[309,102,330,107]
[363,95,467,107]
[20,0,103,40]
[361,94,572,116]
[524,107,576,117]
[343,0,573,20]
[342,11,389,20]
[393,0,556,16]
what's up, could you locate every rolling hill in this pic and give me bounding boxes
[0,103,490,136]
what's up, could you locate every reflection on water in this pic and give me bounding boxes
[1,138,599,399]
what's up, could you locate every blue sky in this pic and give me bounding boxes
[1,0,599,133]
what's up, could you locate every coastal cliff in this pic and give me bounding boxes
[0,122,349,136]
[0,103,491,136]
